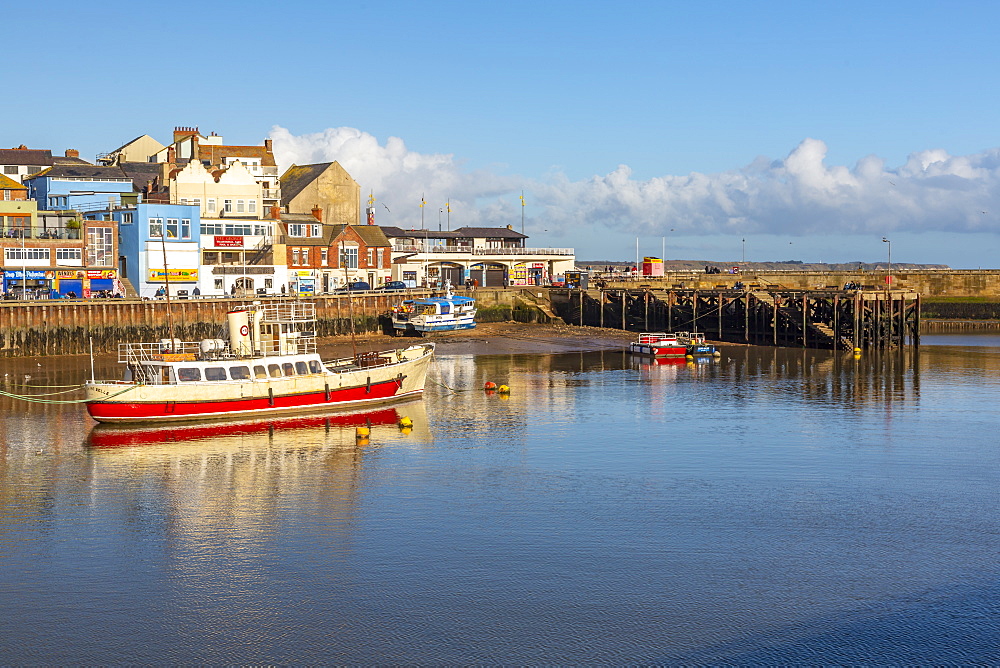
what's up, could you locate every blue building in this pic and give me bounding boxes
[86,203,200,299]
[26,164,136,212]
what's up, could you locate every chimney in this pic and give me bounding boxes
[65,149,79,158]
[311,206,323,222]
[270,205,281,220]
[264,139,273,153]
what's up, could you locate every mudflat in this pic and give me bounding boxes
[318,322,641,358]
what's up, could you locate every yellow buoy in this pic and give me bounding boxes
[497,384,510,394]
[356,426,370,439]
[398,416,413,429]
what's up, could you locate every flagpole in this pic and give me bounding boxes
[520,191,525,235]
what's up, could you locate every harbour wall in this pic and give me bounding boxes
[0,290,545,357]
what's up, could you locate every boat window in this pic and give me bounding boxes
[230,366,251,380]
[295,361,308,375]
[308,360,323,374]
[440,304,450,314]
[177,367,202,382]
[268,364,281,378]
[283,363,295,376]
[254,365,267,379]
[204,367,227,381]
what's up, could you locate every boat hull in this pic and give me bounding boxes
[629,343,687,357]
[85,345,434,424]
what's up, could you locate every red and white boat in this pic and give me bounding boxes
[628,332,688,358]
[84,301,435,424]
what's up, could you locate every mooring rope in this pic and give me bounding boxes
[0,383,141,405]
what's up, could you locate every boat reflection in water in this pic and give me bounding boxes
[85,399,430,452]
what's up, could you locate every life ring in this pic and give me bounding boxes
[239,324,250,337]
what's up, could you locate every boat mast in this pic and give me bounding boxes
[341,240,357,360]
[159,222,176,349]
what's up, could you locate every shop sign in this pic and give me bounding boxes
[214,236,244,248]
[4,270,49,280]
[295,270,314,278]
[57,270,85,279]
[86,269,117,279]
[147,268,199,283]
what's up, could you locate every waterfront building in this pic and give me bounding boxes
[380,225,575,287]
[2,196,118,298]
[25,164,136,212]
[85,203,198,299]
[281,210,392,294]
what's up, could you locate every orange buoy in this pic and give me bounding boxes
[484,381,497,391]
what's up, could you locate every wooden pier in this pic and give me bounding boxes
[555,288,920,350]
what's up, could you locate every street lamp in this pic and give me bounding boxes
[882,237,891,287]
[742,237,746,265]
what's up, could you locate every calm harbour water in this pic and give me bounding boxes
[1,335,999,664]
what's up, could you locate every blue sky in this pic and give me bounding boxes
[10,0,1000,266]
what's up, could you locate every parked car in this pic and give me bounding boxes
[376,281,408,291]
[333,281,371,293]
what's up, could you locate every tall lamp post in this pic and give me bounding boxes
[742,237,746,265]
[882,237,891,286]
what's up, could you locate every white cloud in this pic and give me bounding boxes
[269,125,1000,239]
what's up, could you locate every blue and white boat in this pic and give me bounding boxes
[391,281,477,335]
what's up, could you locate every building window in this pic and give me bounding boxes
[224,222,252,235]
[309,224,320,237]
[56,248,82,262]
[377,248,384,267]
[121,212,133,225]
[149,218,163,238]
[321,248,328,265]
[341,246,358,269]
[207,199,217,213]
[166,219,179,238]
[201,221,223,235]
[181,219,191,239]
[87,227,114,266]
[248,199,257,214]
[214,278,224,290]
[288,224,303,237]
[236,199,245,213]
[5,247,50,262]
[264,278,273,289]
[292,248,300,265]
[3,166,17,175]
[368,249,375,266]
[302,248,309,265]
[224,199,232,213]
[253,224,271,236]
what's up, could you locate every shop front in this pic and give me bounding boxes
[147,267,199,298]
[3,269,54,298]
[291,269,315,297]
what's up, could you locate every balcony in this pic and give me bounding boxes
[0,226,81,240]
[392,243,574,256]
[262,188,281,200]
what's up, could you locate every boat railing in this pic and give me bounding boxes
[118,335,318,364]
[637,332,676,345]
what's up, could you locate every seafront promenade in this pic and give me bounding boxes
[2,268,1000,357]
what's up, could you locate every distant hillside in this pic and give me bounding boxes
[577,260,950,271]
